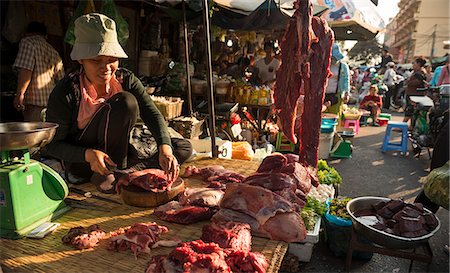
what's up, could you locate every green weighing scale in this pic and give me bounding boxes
[0,122,69,239]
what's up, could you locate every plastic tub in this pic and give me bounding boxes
[318,132,334,159]
[320,123,335,133]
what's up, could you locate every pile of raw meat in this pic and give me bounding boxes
[274,0,334,168]
[211,153,311,243]
[115,169,174,193]
[153,187,224,224]
[108,222,177,258]
[62,224,105,249]
[184,165,245,189]
[146,222,268,273]
[355,199,440,238]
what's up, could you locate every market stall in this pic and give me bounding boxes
[0,158,288,273]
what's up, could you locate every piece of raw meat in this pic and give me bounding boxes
[169,240,231,273]
[212,209,262,232]
[226,251,268,273]
[243,172,297,191]
[285,153,299,164]
[220,183,294,225]
[280,162,312,194]
[179,187,224,207]
[108,222,169,258]
[62,224,105,249]
[256,153,287,173]
[184,165,245,189]
[115,169,172,193]
[274,0,313,143]
[201,222,252,252]
[298,16,334,168]
[153,201,217,224]
[261,212,307,242]
[274,188,306,210]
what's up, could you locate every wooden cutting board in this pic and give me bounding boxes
[120,178,185,208]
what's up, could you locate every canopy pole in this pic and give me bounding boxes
[182,0,193,115]
[202,0,218,158]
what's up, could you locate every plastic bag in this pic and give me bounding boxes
[100,0,129,46]
[232,142,254,161]
[424,161,449,210]
[64,0,96,45]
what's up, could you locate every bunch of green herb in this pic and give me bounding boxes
[317,167,342,185]
[329,197,352,219]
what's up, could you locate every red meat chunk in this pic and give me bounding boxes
[201,222,252,252]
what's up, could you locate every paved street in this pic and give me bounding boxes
[283,111,449,273]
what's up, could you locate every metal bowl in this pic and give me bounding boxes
[0,122,59,151]
[347,196,440,249]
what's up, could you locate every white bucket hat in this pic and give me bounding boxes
[70,13,128,61]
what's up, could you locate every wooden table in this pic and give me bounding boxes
[0,158,288,273]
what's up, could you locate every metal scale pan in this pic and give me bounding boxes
[0,122,58,151]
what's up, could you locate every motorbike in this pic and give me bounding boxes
[388,75,406,110]
[408,85,449,157]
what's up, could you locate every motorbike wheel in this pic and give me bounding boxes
[390,96,401,110]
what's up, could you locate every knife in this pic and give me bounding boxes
[69,187,122,205]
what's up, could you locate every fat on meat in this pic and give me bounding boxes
[261,212,307,242]
[273,0,313,143]
[62,224,105,249]
[108,222,169,258]
[115,169,172,193]
[153,201,217,224]
[184,165,245,189]
[179,187,224,207]
[201,222,252,252]
[212,209,262,232]
[220,183,294,225]
[298,16,334,168]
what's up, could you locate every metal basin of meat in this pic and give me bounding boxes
[346,196,441,249]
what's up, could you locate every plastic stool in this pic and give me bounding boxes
[276,132,295,152]
[344,119,360,135]
[381,121,408,154]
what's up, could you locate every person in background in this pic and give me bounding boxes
[379,49,393,73]
[323,43,350,118]
[220,57,250,80]
[45,13,192,193]
[359,85,382,126]
[403,57,428,127]
[424,64,433,82]
[430,64,444,87]
[437,57,450,86]
[13,21,64,121]
[383,62,396,109]
[254,41,281,85]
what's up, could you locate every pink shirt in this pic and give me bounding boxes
[77,73,123,129]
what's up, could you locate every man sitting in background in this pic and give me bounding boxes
[359,85,382,126]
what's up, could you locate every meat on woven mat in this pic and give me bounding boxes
[201,222,252,252]
[183,165,245,189]
[273,0,313,144]
[62,224,105,249]
[153,201,217,224]
[145,240,268,273]
[298,16,334,168]
[178,187,224,207]
[108,222,174,258]
[115,169,173,193]
[220,183,294,225]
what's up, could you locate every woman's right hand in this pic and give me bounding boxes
[85,149,116,175]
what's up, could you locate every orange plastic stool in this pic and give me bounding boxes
[344,119,360,135]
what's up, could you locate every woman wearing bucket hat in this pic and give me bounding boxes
[45,13,192,193]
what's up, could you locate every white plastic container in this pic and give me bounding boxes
[288,216,321,262]
[318,132,334,159]
[188,139,232,159]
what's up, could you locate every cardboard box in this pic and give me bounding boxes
[188,139,232,159]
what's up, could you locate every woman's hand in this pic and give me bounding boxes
[13,94,25,111]
[85,149,116,176]
[159,144,179,183]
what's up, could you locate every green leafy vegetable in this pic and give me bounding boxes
[318,159,329,171]
[317,167,342,185]
[329,197,352,219]
[305,197,327,216]
[301,207,317,231]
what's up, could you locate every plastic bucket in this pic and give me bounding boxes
[319,132,334,159]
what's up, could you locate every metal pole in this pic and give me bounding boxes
[202,0,218,158]
[430,24,437,61]
[182,0,193,115]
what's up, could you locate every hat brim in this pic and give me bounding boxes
[71,42,128,61]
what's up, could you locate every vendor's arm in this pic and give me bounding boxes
[14,68,32,111]
[46,78,90,163]
[359,96,368,108]
[375,96,383,108]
